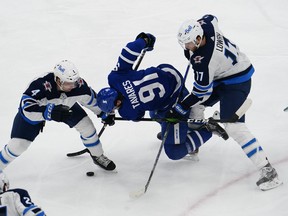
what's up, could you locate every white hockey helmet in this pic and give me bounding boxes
[53,60,80,83]
[177,19,203,48]
[0,172,9,193]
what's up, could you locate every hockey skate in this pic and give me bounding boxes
[202,118,229,140]
[91,154,116,171]
[184,149,199,162]
[256,163,283,191]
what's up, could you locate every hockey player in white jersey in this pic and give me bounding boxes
[0,60,116,172]
[168,14,282,190]
[0,172,46,216]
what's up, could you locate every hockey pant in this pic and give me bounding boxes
[161,121,212,160]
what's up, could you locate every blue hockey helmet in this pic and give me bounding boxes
[97,87,119,113]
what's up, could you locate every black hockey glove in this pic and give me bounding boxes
[165,103,190,123]
[51,105,73,122]
[136,32,156,51]
[44,104,73,122]
[98,112,115,126]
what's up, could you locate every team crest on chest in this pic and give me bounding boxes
[43,81,52,92]
[193,56,204,64]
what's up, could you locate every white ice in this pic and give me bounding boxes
[0,0,288,215]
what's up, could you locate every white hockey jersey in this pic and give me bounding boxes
[182,14,254,107]
[0,188,45,216]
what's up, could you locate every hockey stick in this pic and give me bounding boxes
[129,124,171,198]
[114,97,252,124]
[129,97,252,198]
[130,61,192,198]
[284,106,288,112]
[134,48,147,70]
[69,96,252,158]
[66,124,107,157]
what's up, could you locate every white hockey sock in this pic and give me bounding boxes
[74,116,104,157]
[225,123,268,169]
[0,138,31,170]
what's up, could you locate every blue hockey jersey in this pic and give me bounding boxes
[108,38,183,120]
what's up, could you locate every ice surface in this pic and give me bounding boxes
[0,0,288,215]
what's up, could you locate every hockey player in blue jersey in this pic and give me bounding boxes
[0,172,46,215]
[167,14,282,190]
[0,60,116,172]
[97,33,227,161]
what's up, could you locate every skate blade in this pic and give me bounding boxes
[183,154,199,162]
[259,178,283,191]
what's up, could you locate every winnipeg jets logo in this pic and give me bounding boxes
[193,56,204,64]
[43,81,52,92]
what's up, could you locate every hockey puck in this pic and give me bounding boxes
[86,171,95,177]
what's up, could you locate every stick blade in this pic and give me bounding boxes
[235,98,252,119]
[129,188,145,199]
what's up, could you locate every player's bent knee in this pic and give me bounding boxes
[164,145,188,160]
[74,116,96,137]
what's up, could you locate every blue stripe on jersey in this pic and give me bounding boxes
[19,110,43,125]
[192,81,213,98]
[23,205,37,215]
[21,95,37,110]
[194,82,213,91]
[35,211,45,216]
[215,65,254,86]
[87,88,96,105]
[192,91,212,97]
